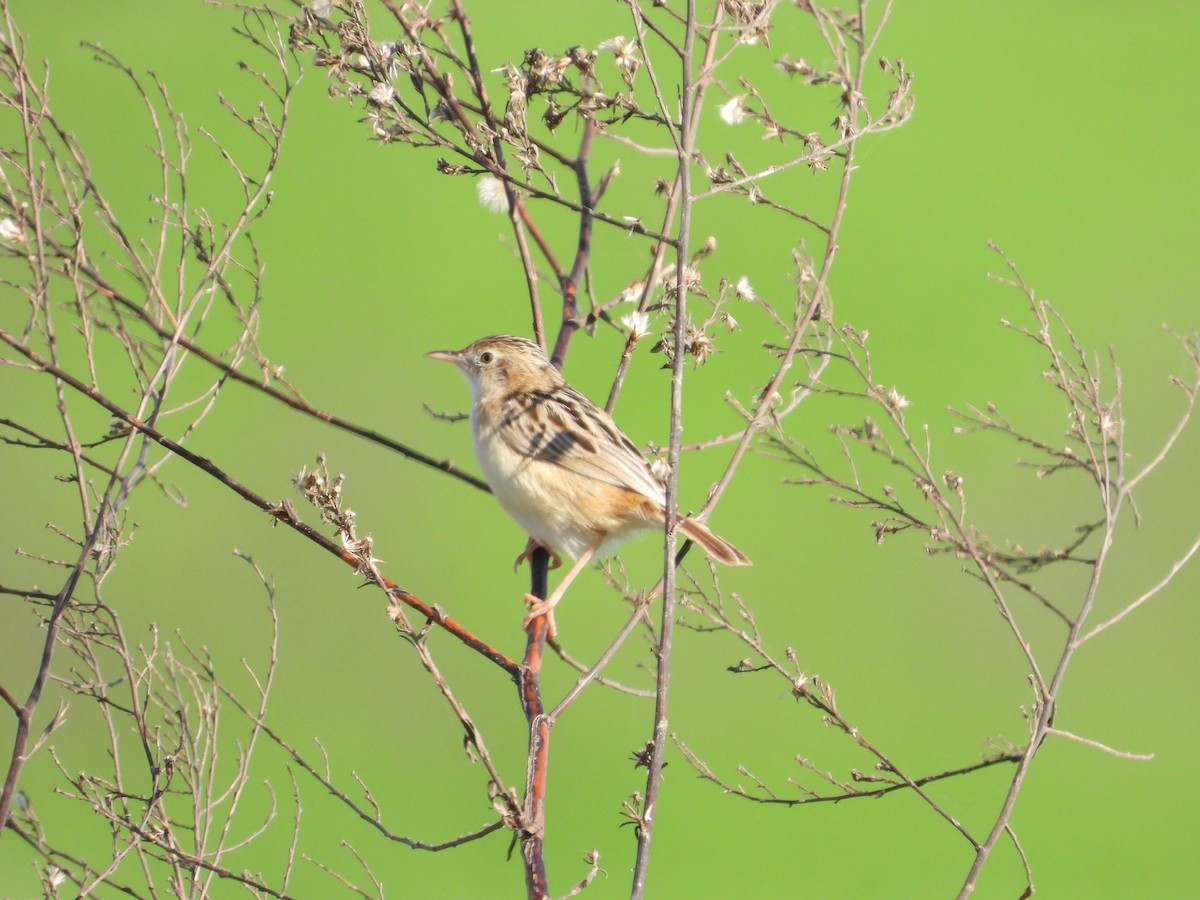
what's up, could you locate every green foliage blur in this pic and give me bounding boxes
[2,2,1197,897]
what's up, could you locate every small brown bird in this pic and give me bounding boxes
[427,334,749,632]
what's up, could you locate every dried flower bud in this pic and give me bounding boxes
[621,310,650,339]
[598,36,641,73]
[437,158,469,175]
[880,386,909,412]
[366,83,395,107]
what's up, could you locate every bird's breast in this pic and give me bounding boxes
[470,407,657,560]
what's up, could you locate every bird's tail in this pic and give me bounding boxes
[678,516,751,566]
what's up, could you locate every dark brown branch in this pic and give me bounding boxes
[5,817,148,899]
[677,737,1023,806]
[549,120,598,369]
[0,541,92,832]
[54,266,490,494]
[519,551,551,899]
[207,658,509,852]
[513,106,604,899]
[0,328,518,675]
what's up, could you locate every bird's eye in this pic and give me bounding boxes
[479,350,495,365]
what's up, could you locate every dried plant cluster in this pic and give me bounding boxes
[0,1,1195,898]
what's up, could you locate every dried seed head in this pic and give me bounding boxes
[720,96,747,124]
[476,176,508,213]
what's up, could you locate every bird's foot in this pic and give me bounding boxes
[523,593,558,638]
[513,539,562,573]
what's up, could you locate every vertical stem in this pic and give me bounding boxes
[549,120,598,369]
[519,112,597,900]
[957,500,1122,897]
[630,2,697,896]
[520,547,551,899]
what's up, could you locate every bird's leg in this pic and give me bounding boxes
[523,535,602,637]
[513,537,562,573]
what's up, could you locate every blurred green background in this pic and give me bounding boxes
[2,1,1197,897]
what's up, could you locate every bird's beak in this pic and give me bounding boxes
[425,349,461,364]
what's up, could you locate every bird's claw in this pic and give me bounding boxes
[523,593,557,638]
[513,539,562,573]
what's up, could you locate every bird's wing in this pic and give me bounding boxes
[498,385,666,503]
